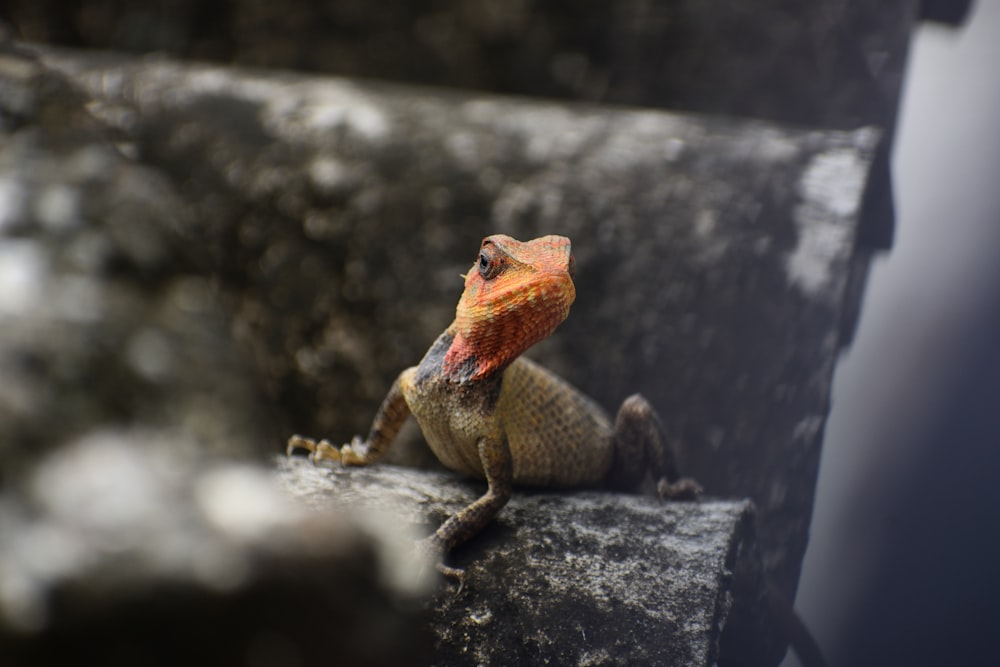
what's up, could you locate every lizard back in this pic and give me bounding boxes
[497,357,614,487]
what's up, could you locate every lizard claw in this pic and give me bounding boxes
[286,434,317,457]
[286,434,345,466]
[312,439,343,466]
[414,535,466,593]
[437,562,467,595]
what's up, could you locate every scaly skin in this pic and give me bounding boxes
[288,234,699,576]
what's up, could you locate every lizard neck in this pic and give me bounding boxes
[440,279,573,382]
[441,323,519,383]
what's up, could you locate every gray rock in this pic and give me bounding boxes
[36,48,880,603]
[0,45,274,488]
[0,432,434,665]
[277,455,771,666]
[6,0,915,130]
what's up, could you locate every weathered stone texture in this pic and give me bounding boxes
[6,0,915,130]
[278,456,769,666]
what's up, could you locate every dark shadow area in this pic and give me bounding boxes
[839,295,1000,666]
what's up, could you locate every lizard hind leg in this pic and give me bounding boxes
[606,394,701,499]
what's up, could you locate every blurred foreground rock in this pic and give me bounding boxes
[0,434,434,666]
[278,456,771,667]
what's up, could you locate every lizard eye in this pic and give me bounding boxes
[478,244,503,280]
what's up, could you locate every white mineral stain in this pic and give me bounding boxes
[465,101,594,162]
[0,242,45,317]
[307,156,349,191]
[126,328,174,381]
[793,415,826,444]
[299,86,390,140]
[693,209,730,265]
[785,218,853,297]
[35,184,81,232]
[786,148,868,298]
[129,64,393,145]
[800,148,868,218]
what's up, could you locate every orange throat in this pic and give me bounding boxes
[442,276,575,382]
[440,234,577,383]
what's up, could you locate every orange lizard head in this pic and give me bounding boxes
[443,234,576,382]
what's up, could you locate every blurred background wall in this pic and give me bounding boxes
[792,3,1000,665]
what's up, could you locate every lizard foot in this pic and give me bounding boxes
[285,434,343,465]
[286,433,316,456]
[657,476,703,501]
[415,535,467,593]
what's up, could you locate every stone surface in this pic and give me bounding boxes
[5,0,916,130]
[0,43,275,489]
[35,48,881,603]
[277,455,770,667]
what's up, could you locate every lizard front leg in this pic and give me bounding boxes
[287,371,413,465]
[419,434,513,578]
[606,394,701,499]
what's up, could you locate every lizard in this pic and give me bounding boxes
[287,234,831,667]
[287,234,700,577]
